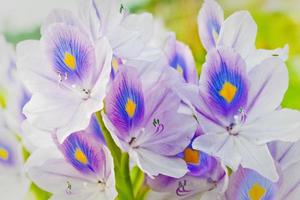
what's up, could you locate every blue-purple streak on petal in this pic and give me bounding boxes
[19,89,31,121]
[225,167,278,200]
[178,134,217,177]
[203,48,249,117]
[198,0,224,51]
[44,24,95,84]
[0,141,15,166]
[110,56,123,80]
[61,132,105,175]
[89,114,105,144]
[105,67,145,137]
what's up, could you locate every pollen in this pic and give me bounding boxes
[176,65,184,76]
[183,147,199,164]
[64,52,76,70]
[248,183,266,200]
[219,81,237,103]
[125,98,136,118]
[74,148,88,165]
[0,148,9,160]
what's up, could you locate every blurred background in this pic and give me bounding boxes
[0,0,299,198]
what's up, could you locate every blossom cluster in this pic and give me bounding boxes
[0,0,300,200]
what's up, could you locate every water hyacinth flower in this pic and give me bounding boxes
[0,115,30,200]
[177,47,300,181]
[26,130,115,200]
[17,21,112,142]
[198,0,289,70]
[102,65,197,178]
[224,140,300,200]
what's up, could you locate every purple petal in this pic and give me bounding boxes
[42,23,95,86]
[105,66,145,139]
[198,0,224,51]
[200,47,249,119]
[165,35,198,84]
[61,132,106,176]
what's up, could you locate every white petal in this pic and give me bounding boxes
[236,137,278,181]
[246,58,289,122]
[133,148,188,178]
[245,44,289,71]
[242,109,300,144]
[16,40,59,94]
[218,11,257,59]
[192,134,241,171]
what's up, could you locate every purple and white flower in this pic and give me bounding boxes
[17,21,112,142]
[103,65,197,178]
[177,47,300,181]
[198,0,288,70]
[26,126,115,200]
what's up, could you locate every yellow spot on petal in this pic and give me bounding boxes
[177,65,184,76]
[219,82,237,103]
[74,148,88,164]
[125,98,136,118]
[0,148,9,161]
[183,147,199,165]
[112,57,119,72]
[64,52,76,70]
[248,183,266,200]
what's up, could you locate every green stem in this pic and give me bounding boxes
[95,111,134,200]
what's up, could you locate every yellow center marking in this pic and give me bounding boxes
[219,82,237,103]
[176,65,184,76]
[183,148,200,164]
[112,57,119,72]
[248,183,266,200]
[125,98,136,118]
[0,148,9,160]
[74,148,88,164]
[64,52,76,70]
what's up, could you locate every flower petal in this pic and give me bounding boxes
[236,137,278,181]
[105,66,145,138]
[242,109,300,144]
[218,11,257,59]
[200,48,249,118]
[198,0,224,51]
[245,58,289,122]
[133,148,188,178]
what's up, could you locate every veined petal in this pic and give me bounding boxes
[225,167,278,200]
[246,58,289,122]
[269,141,300,171]
[42,23,95,86]
[61,132,107,176]
[200,48,249,118]
[241,109,300,144]
[105,66,145,138]
[218,11,257,59]
[277,160,300,200]
[236,137,278,181]
[198,0,224,51]
[164,34,198,84]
